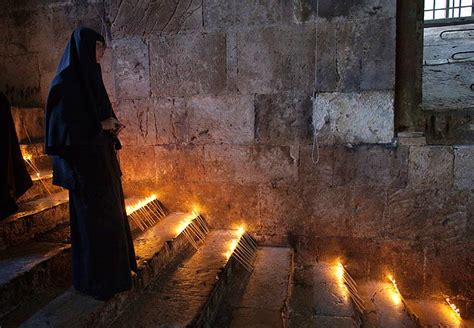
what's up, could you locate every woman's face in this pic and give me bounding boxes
[96,41,106,63]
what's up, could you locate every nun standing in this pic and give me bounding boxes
[45,27,137,300]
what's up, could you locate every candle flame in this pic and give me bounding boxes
[126,195,157,215]
[175,213,196,235]
[223,226,246,260]
[387,273,402,305]
[445,297,461,318]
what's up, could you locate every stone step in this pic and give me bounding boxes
[18,171,63,203]
[0,242,71,321]
[11,107,45,144]
[0,196,169,327]
[405,298,474,328]
[0,191,69,249]
[358,281,418,328]
[289,261,362,328]
[229,247,293,328]
[21,212,208,327]
[112,229,247,327]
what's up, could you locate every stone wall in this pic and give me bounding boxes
[1,0,472,301]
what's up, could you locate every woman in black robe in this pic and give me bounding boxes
[45,27,137,300]
[0,92,33,219]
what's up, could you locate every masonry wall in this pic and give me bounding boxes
[1,0,472,302]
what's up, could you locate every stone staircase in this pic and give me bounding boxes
[1,107,473,328]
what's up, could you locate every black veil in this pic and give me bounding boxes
[45,27,113,155]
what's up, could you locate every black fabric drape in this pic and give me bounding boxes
[45,27,113,157]
[0,92,32,220]
[45,27,137,300]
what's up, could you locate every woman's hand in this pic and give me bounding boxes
[100,117,124,135]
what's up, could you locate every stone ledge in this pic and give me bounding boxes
[0,242,71,318]
[21,212,206,327]
[0,191,69,249]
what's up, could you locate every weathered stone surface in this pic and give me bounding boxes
[408,146,454,188]
[237,25,315,94]
[11,106,44,143]
[454,146,474,190]
[294,0,396,21]
[116,97,187,146]
[423,63,474,110]
[113,230,236,327]
[298,145,335,186]
[313,91,394,145]
[298,186,352,237]
[0,242,70,316]
[405,299,469,327]
[358,281,417,328]
[290,262,358,319]
[255,92,312,145]
[333,145,408,187]
[111,0,203,38]
[290,314,357,328]
[0,53,40,106]
[23,212,200,327]
[150,181,260,230]
[113,37,150,100]
[256,184,303,245]
[155,145,206,183]
[384,188,468,241]
[203,144,299,184]
[150,32,226,97]
[203,0,292,30]
[315,18,396,92]
[0,191,69,249]
[188,95,254,144]
[119,146,156,182]
[349,186,387,238]
[230,247,292,327]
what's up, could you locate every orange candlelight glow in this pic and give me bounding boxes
[126,194,157,215]
[387,274,402,305]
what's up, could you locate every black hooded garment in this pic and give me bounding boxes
[0,92,33,220]
[45,27,137,300]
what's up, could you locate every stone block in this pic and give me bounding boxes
[5,8,53,55]
[237,25,315,94]
[150,32,226,97]
[113,37,150,100]
[349,186,387,238]
[188,95,254,144]
[314,18,395,92]
[314,20,338,92]
[454,146,474,190]
[255,92,312,145]
[119,146,156,182]
[155,144,206,183]
[155,181,260,230]
[408,146,454,188]
[298,145,334,186]
[298,186,352,237]
[294,0,396,21]
[423,63,474,110]
[313,91,394,145]
[203,144,299,185]
[0,53,41,106]
[384,188,468,241]
[203,0,292,30]
[333,145,408,187]
[111,0,202,38]
[115,97,187,146]
[256,184,303,244]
